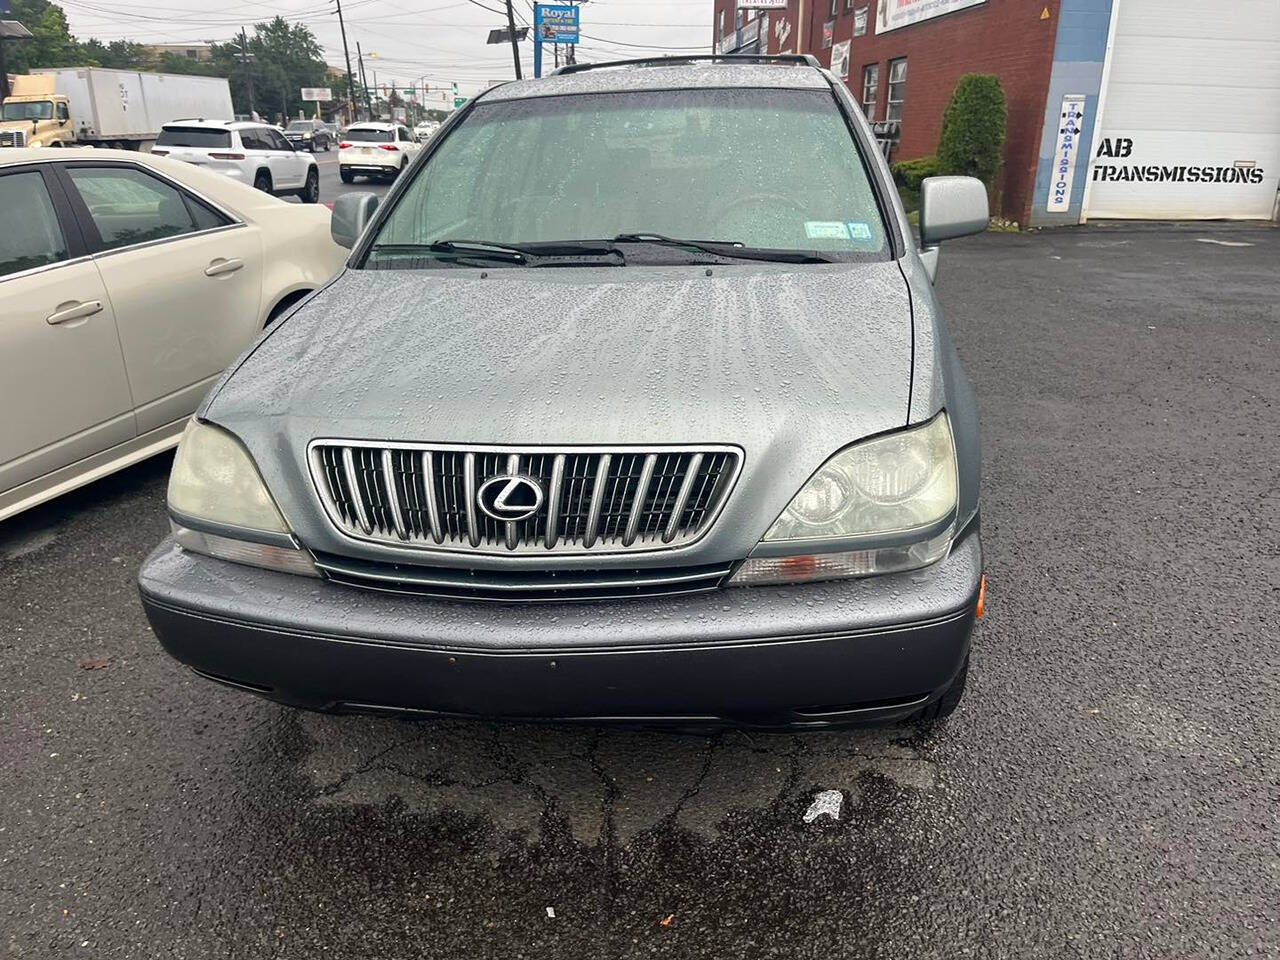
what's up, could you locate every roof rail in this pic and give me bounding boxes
[550,54,823,77]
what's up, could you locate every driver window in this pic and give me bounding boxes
[57,103,70,121]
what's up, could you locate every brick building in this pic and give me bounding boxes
[712,0,1280,226]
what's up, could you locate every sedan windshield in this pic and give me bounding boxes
[3,100,53,121]
[368,88,888,267]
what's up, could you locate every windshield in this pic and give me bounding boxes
[156,126,231,148]
[344,128,393,143]
[3,100,54,121]
[367,88,888,267]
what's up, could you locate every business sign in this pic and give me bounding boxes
[535,4,579,44]
[300,87,332,101]
[737,0,788,8]
[853,6,868,36]
[1046,94,1086,213]
[875,0,985,34]
[831,40,851,80]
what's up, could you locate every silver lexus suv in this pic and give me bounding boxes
[139,56,991,729]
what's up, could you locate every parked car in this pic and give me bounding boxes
[338,121,421,183]
[283,119,333,153]
[0,148,347,522]
[152,120,321,203]
[139,57,990,729]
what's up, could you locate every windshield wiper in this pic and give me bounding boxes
[371,241,526,264]
[371,239,624,267]
[611,232,838,264]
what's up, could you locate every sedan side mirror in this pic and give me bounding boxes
[331,192,379,248]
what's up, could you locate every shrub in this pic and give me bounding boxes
[891,154,941,213]
[936,74,1007,188]
[891,154,943,193]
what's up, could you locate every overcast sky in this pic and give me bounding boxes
[59,0,714,99]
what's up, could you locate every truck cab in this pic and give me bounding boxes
[0,76,74,148]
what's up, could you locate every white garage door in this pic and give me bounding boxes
[1084,0,1280,220]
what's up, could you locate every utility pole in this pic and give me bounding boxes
[332,0,358,122]
[505,0,522,79]
[356,42,373,120]
[238,28,256,117]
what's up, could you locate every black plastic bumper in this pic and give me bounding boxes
[138,527,981,728]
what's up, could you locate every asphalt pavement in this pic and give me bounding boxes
[1,223,1277,958]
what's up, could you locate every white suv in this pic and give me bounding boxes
[152,120,321,203]
[339,122,421,183]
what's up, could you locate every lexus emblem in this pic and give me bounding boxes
[476,474,544,522]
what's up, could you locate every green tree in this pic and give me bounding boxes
[3,0,82,74]
[79,38,149,69]
[936,74,1008,189]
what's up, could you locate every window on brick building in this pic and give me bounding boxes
[830,0,839,15]
[862,63,879,120]
[718,9,725,39]
[887,58,907,123]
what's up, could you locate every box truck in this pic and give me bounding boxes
[0,68,233,150]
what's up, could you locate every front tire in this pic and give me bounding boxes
[253,170,272,194]
[299,167,320,204]
[339,166,354,184]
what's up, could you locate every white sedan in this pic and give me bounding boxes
[0,148,348,521]
[339,122,422,183]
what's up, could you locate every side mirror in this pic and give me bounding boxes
[331,192,379,248]
[919,176,989,246]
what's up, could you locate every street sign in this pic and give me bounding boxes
[486,27,528,44]
[300,87,332,101]
[453,96,468,109]
[534,4,579,44]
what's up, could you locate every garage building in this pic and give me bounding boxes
[712,0,1280,226]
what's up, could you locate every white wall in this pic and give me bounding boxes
[1084,0,1280,220]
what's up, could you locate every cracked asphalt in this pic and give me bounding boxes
[2,224,1277,958]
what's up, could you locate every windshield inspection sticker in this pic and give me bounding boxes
[805,221,851,240]
[845,221,873,240]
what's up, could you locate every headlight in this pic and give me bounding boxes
[765,413,956,542]
[730,414,957,587]
[167,421,319,576]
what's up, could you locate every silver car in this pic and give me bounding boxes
[140,56,991,729]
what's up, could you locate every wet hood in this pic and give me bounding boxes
[209,262,912,446]
[206,262,915,561]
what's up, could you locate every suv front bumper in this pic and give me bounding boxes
[138,525,981,728]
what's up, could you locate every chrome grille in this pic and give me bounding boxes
[309,442,741,555]
[312,551,733,602]
[0,131,27,148]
